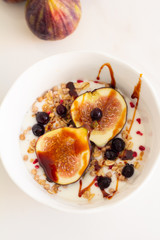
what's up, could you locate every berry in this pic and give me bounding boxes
[97,176,112,190]
[36,112,50,125]
[33,159,38,164]
[130,102,135,108]
[111,138,125,152]
[122,150,134,160]
[122,164,134,178]
[136,118,141,124]
[136,131,143,136]
[133,151,137,157]
[32,124,44,136]
[56,104,67,118]
[77,80,84,83]
[66,82,75,90]
[104,149,118,160]
[139,145,145,151]
[69,90,78,97]
[90,108,102,121]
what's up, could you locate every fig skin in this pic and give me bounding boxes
[3,0,25,3]
[25,0,81,40]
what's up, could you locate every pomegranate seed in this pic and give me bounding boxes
[136,118,141,124]
[47,111,51,115]
[109,165,113,169]
[139,145,145,151]
[136,131,143,136]
[94,176,98,181]
[33,159,38,164]
[94,81,100,83]
[96,77,100,80]
[97,147,102,150]
[60,99,64,104]
[94,182,98,187]
[35,165,39,169]
[130,102,135,108]
[77,80,83,83]
[132,151,137,157]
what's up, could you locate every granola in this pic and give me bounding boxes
[20,79,145,202]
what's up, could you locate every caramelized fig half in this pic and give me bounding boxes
[71,88,127,147]
[36,127,90,185]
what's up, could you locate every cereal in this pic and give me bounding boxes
[37,96,43,102]
[118,175,126,181]
[34,175,39,181]
[82,189,95,201]
[47,190,54,194]
[52,184,59,194]
[134,161,140,169]
[109,188,115,194]
[19,134,25,140]
[23,155,28,161]
[44,184,50,190]
[32,102,38,113]
[27,139,37,153]
[106,171,112,178]
[27,126,32,131]
[53,86,58,91]
[104,160,115,166]
[31,169,37,175]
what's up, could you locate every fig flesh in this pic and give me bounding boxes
[71,88,127,147]
[36,127,90,185]
[25,0,81,40]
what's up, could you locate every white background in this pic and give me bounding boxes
[1,0,160,239]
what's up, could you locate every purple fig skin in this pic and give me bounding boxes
[25,0,81,40]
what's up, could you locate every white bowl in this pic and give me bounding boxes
[1,51,160,213]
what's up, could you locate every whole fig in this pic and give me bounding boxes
[25,0,81,40]
[3,0,25,3]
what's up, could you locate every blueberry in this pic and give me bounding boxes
[56,104,67,118]
[104,149,118,160]
[111,138,125,152]
[122,164,134,178]
[36,112,50,125]
[66,82,75,90]
[90,108,102,121]
[32,124,44,137]
[97,176,112,190]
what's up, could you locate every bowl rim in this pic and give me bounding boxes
[1,50,160,213]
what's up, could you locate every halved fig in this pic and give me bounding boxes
[36,127,90,185]
[71,88,127,147]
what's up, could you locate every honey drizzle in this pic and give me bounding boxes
[128,74,142,135]
[96,63,116,89]
[78,178,96,197]
[101,178,119,199]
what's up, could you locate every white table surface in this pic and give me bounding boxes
[1,0,160,239]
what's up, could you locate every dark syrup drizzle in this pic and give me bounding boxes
[127,74,142,135]
[78,178,96,197]
[96,63,116,89]
[76,66,142,199]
